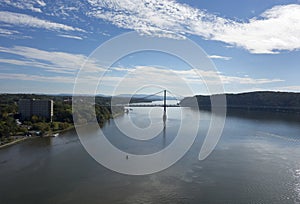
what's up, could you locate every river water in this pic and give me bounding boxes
[0,105,300,204]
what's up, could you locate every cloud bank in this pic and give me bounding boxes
[0,11,84,32]
[0,46,103,75]
[1,0,299,54]
[88,0,300,54]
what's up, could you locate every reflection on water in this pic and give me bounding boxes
[163,115,166,147]
[0,106,300,204]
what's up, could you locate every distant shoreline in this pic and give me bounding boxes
[185,105,300,114]
[180,91,300,114]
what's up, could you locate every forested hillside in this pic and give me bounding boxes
[180,91,300,113]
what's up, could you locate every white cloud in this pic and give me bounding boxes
[168,67,282,85]
[0,28,31,39]
[112,67,135,72]
[0,62,285,95]
[87,1,300,54]
[1,0,46,13]
[209,55,232,60]
[213,4,300,54]
[36,0,46,7]
[0,28,19,35]
[0,46,104,74]
[96,66,284,95]
[87,0,209,39]
[2,1,299,53]
[0,28,33,39]
[58,34,83,40]
[0,73,74,83]
[220,75,283,84]
[0,11,84,32]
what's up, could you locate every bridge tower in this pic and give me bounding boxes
[163,90,167,120]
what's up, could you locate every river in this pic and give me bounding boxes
[0,104,300,204]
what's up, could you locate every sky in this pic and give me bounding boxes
[0,0,299,96]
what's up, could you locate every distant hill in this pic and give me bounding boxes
[180,91,300,113]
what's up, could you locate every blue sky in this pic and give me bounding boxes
[0,0,299,96]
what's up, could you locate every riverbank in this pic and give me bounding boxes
[0,107,125,149]
[0,137,28,149]
[49,124,75,135]
[0,115,120,149]
[0,124,76,149]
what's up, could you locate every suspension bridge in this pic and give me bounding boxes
[124,90,182,118]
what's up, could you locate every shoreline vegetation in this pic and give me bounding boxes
[1,91,300,148]
[0,124,76,149]
[0,94,117,148]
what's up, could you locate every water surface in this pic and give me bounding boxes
[0,106,300,204]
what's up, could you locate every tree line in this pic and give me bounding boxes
[0,94,113,139]
[180,91,300,113]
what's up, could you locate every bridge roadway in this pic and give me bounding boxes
[126,104,180,107]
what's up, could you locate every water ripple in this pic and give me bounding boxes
[293,169,300,203]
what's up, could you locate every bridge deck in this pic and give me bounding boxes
[126,104,180,107]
